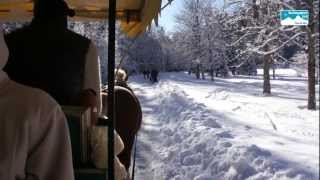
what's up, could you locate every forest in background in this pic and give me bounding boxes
[1,0,319,110]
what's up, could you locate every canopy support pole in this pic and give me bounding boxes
[107,0,116,179]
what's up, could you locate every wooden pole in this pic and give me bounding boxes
[108,0,116,179]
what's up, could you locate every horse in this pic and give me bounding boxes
[102,85,142,170]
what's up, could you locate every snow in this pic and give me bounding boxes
[128,70,319,180]
[257,68,299,77]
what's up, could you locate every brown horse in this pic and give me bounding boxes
[102,85,142,170]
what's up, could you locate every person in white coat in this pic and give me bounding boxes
[0,29,74,180]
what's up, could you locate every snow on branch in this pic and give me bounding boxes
[250,32,306,55]
[224,16,246,24]
[223,0,243,8]
[279,33,306,50]
[236,26,265,33]
[254,36,278,50]
[280,26,299,32]
[275,53,289,62]
[227,32,256,46]
[269,0,295,10]
[267,28,280,38]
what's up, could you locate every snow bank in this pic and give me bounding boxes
[130,72,318,180]
[161,89,315,179]
[132,79,317,179]
[257,68,299,77]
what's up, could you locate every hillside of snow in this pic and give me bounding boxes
[129,70,319,180]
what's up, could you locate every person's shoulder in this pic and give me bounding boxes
[7,81,66,132]
[66,29,90,42]
[4,26,32,48]
[65,29,92,51]
[10,81,60,111]
[5,25,31,40]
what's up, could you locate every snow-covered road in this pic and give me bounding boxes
[129,71,319,180]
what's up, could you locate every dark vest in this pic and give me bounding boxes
[4,23,90,106]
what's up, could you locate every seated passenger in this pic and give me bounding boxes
[0,29,74,180]
[102,69,142,170]
[4,0,102,123]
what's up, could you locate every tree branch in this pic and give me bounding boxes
[250,32,306,55]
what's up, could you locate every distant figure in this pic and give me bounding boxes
[142,70,147,79]
[150,69,159,83]
[4,0,102,120]
[0,28,74,180]
[102,69,142,170]
[143,70,150,80]
[230,67,236,75]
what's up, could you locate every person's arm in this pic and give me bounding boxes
[84,42,102,116]
[25,99,74,180]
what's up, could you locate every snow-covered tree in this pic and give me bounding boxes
[68,21,108,84]
[224,0,318,109]
[174,0,203,79]
[200,2,228,80]
[224,0,312,96]
[117,26,165,74]
[174,0,228,79]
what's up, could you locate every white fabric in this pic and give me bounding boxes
[0,30,74,180]
[90,127,127,180]
[0,79,75,180]
[84,42,102,115]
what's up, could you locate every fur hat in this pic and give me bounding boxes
[115,69,127,82]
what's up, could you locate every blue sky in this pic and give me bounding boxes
[158,0,184,33]
[158,0,224,33]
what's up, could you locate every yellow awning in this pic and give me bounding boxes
[0,0,162,37]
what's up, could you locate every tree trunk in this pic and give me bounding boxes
[307,0,316,110]
[316,69,319,85]
[201,72,205,80]
[307,24,316,110]
[201,65,205,80]
[272,60,276,80]
[210,66,214,81]
[263,55,271,95]
[252,0,259,19]
[196,64,200,79]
